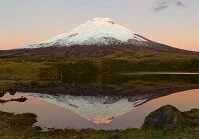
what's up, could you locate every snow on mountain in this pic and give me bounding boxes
[27,93,148,124]
[25,17,147,48]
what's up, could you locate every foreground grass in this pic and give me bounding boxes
[0,109,199,139]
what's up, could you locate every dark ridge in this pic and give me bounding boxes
[134,34,199,55]
[0,43,199,60]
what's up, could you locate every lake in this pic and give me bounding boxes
[0,89,199,130]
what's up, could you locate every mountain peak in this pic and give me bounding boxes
[90,17,115,24]
[25,18,147,48]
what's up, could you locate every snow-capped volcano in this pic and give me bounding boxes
[26,17,147,48]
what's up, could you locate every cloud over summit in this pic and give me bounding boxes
[152,0,186,12]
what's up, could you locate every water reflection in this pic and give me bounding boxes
[0,89,199,130]
[0,91,27,104]
[27,93,148,124]
[60,74,199,85]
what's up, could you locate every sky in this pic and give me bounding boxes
[0,0,199,51]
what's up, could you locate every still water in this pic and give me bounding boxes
[0,89,199,130]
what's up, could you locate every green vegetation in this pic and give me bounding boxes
[1,58,199,80]
[0,109,199,139]
[0,62,46,79]
[100,58,199,73]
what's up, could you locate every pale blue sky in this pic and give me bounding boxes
[0,0,198,51]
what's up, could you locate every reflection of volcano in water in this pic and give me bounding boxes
[27,93,149,124]
[26,86,198,124]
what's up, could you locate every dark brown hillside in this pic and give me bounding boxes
[0,43,198,60]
